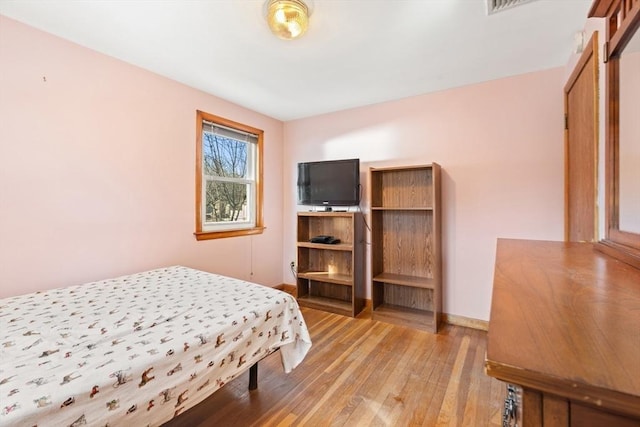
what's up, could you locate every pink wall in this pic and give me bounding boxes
[0,16,285,298]
[1,15,569,322]
[619,50,640,232]
[282,69,566,321]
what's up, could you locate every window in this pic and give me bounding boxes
[195,111,264,240]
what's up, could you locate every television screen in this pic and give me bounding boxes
[297,159,360,207]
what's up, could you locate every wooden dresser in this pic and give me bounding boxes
[485,239,640,426]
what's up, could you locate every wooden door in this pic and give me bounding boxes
[564,32,599,242]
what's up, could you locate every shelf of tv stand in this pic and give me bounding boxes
[296,242,353,251]
[372,273,435,289]
[297,271,353,286]
[296,295,353,316]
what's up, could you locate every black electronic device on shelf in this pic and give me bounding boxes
[310,235,341,244]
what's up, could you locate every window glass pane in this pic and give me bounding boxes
[205,181,249,223]
[202,132,248,179]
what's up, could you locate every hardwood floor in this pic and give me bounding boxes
[164,308,504,427]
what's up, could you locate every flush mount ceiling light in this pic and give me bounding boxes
[264,0,313,40]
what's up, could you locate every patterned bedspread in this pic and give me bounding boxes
[0,266,312,426]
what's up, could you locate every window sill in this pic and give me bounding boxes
[194,226,266,241]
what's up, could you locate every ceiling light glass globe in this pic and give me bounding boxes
[267,0,309,40]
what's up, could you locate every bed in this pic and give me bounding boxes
[0,266,312,426]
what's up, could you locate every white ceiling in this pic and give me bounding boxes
[0,0,593,121]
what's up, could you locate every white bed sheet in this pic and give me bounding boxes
[0,266,311,426]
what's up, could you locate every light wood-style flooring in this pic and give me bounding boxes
[165,308,504,426]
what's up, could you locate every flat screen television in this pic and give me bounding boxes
[297,158,360,207]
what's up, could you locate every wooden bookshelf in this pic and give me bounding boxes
[296,212,365,317]
[369,164,442,332]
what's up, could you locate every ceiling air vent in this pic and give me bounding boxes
[487,0,539,15]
